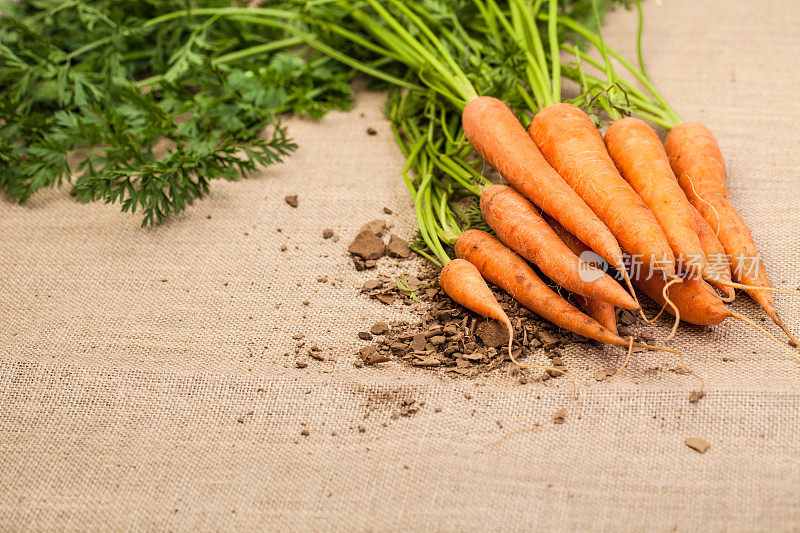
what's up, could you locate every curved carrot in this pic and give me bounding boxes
[456,229,649,349]
[530,103,675,278]
[439,258,513,353]
[461,97,626,272]
[605,117,706,277]
[480,184,638,310]
[689,203,735,299]
[545,216,620,334]
[665,121,797,345]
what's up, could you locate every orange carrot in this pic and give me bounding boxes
[461,97,627,273]
[545,216,620,334]
[456,229,648,348]
[689,203,735,299]
[665,121,797,345]
[530,103,675,278]
[605,117,705,277]
[576,295,618,335]
[480,184,637,310]
[439,258,513,352]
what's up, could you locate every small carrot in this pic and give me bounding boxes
[462,97,628,274]
[439,258,513,355]
[456,229,663,350]
[665,121,797,345]
[546,216,619,334]
[604,117,706,277]
[530,103,676,279]
[480,184,638,310]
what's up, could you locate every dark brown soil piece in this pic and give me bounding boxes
[295,360,308,368]
[383,207,393,214]
[370,322,389,335]
[300,429,309,436]
[358,331,373,341]
[386,234,411,258]
[366,127,377,136]
[359,219,388,236]
[322,228,334,239]
[285,195,298,208]
[362,280,383,292]
[689,390,705,404]
[684,437,710,453]
[475,321,509,348]
[349,230,385,260]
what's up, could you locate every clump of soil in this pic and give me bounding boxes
[348,220,412,270]
[354,267,585,378]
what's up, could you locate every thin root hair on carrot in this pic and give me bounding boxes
[708,279,800,297]
[605,336,634,382]
[662,276,683,342]
[685,173,722,237]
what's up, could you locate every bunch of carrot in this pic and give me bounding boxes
[325,0,798,362]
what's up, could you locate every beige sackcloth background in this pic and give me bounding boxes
[2,1,799,530]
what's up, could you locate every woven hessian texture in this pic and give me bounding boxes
[2,1,799,530]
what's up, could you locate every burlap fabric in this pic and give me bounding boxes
[2,1,799,530]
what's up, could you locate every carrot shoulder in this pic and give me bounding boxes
[530,103,675,277]
[461,97,626,271]
[480,184,637,310]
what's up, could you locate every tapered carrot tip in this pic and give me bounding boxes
[767,310,799,347]
[439,258,514,353]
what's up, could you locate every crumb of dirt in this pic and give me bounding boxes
[285,195,298,208]
[358,425,366,433]
[280,244,287,252]
[359,219,389,236]
[383,207,393,214]
[366,127,377,136]
[722,357,734,362]
[463,392,473,400]
[386,234,411,258]
[331,431,337,436]
[207,214,212,219]
[349,230,386,260]
[332,235,340,242]
[322,228,334,239]
[358,331,373,341]
[475,321,509,348]
[296,360,308,368]
[300,429,309,436]
[302,300,309,306]
[362,280,383,292]
[684,437,710,453]
[317,275,328,283]
[594,369,610,381]
[370,322,389,335]
[689,390,705,404]
[353,359,364,368]
[553,408,567,424]
[292,333,304,340]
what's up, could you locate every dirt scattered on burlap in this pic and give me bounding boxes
[684,437,710,453]
[285,195,298,208]
[348,220,413,270]
[352,266,592,379]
